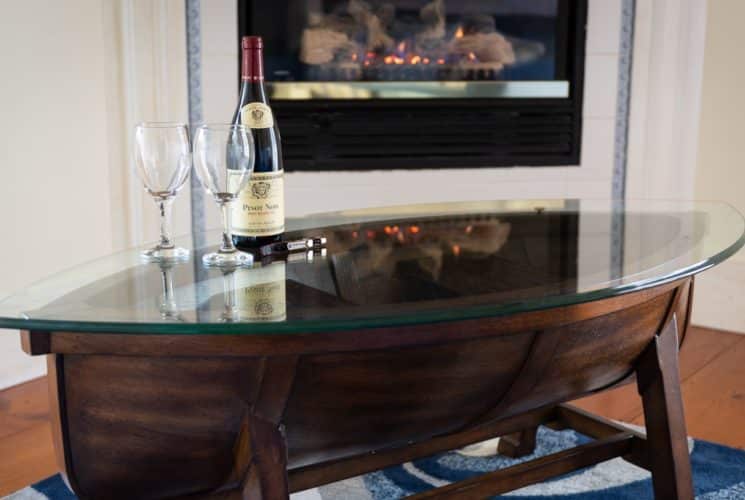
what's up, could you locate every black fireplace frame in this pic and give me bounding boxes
[237,0,588,171]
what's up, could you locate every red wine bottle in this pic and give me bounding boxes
[232,36,285,248]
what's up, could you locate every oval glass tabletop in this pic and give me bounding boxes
[0,199,742,335]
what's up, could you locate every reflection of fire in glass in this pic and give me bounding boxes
[324,216,513,303]
[299,0,546,82]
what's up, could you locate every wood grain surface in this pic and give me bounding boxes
[3,326,742,497]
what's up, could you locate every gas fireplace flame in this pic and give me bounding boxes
[349,23,486,67]
[298,0,536,81]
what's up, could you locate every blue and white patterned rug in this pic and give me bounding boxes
[6,427,745,499]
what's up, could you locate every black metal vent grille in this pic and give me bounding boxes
[275,101,579,170]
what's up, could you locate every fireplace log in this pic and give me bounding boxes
[348,0,395,52]
[417,0,446,45]
[451,33,516,65]
[300,28,357,65]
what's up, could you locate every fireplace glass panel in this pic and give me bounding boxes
[244,0,570,98]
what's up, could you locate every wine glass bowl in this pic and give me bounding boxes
[193,124,255,267]
[133,122,192,262]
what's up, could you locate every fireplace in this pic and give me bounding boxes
[238,0,587,170]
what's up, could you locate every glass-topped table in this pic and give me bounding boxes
[3,199,742,500]
[0,199,742,335]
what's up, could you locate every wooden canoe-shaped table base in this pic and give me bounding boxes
[17,278,697,500]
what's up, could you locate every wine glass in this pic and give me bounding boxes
[193,124,255,267]
[133,122,191,262]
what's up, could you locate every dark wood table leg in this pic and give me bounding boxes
[636,315,694,499]
[240,417,290,500]
[216,356,296,500]
[497,427,538,458]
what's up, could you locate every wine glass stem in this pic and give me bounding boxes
[220,201,237,253]
[158,198,175,249]
[160,266,177,316]
[223,269,238,319]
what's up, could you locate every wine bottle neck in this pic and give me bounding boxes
[241,48,264,81]
[239,79,268,104]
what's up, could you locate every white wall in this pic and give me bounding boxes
[625,0,706,202]
[0,0,190,390]
[200,0,623,215]
[690,0,745,333]
[0,1,115,388]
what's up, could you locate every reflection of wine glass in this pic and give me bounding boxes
[133,122,191,262]
[220,268,240,323]
[155,262,183,321]
[193,124,255,268]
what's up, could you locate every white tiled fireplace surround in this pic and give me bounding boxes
[200,0,625,214]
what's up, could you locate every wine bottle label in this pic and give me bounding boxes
[232,171,285,237]
[241,102,274,129]
[236,262,286,322]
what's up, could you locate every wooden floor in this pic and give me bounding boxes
[0,326,743,497]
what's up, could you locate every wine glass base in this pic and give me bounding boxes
[202,250,253,268]
[141,246,190,263]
